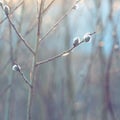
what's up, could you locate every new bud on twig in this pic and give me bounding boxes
[12,64,21,72]
[73,37,80,47]
[4,5,10,15]
[73,4,79,10]
[83,32,92,42]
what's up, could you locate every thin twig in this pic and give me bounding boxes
[0,0,24,24]
[24,0,56,37]
[6,15,35,55]
[9,19,14,65]
[14,1,25,62]
[39,0,81,42]
[36,32,96,66]
[43,0,56,14]
[27,1,44,120]
[19,71,32,88]
[104,1,117,119]
[35,40,84,67]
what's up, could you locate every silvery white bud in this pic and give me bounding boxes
[4,5,10,15]
[12,64,21,72]
[73,4,79,10]
[83,32,92,42]
[73,37,80,47]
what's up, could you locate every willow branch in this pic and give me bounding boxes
[36,32,96,67]
[0,0,24,24]
[24,0,56,37]
[27,1,44,120]
[6,15,35,55]
[19,71,32,88]
[35,40,84,67]
[43,0,56,14]
[39,0,81,42]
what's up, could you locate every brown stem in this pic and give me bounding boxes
[24,0,56,37]
[19,71,32,88]
[27,1,44,120]
[36,46,75,66]
[35,32,96,67]
[6,15,35,55]
[38,0,81,43]
[0,0,24,24]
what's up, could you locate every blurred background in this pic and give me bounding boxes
[0,0,120,120]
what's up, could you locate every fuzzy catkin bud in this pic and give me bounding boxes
[73,4,79,10]
[12,64,21,72]
[73,37,80,47]
[83,33,92,42]
[4,5,10,15]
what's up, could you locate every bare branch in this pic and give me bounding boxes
[39,0,81,42]
[43,0,56,14]
[19,71,32,88]
[36,32,96,67]
[35,40,84,67]
[24,0,56,37]
[6,15,35,55]
[27,1,45,120]
[0,0,24,24]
